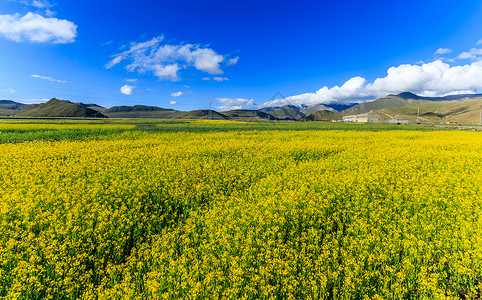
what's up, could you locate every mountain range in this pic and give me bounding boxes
[1,92,481,123]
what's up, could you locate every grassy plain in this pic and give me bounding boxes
[0,119,481,299]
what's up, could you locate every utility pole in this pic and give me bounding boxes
[417,107,420,124]
[208,99,212,120]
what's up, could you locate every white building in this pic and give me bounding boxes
[388,119,409,124]
[343,113,378,123]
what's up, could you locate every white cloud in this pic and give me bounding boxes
[3,88,16,95]
[120,85,135,95]
[102,40,113,46]
[105,55,123,69]
[105,36,231,81]
[262,60,482,107]
[31,0,51,9]
[125,78,138,82]
[456,48,482,60]
[477,39,482,46]
[169,100,177,105]
[31,74,66,83]
[44,9,55,17]
[202,77,211,81]
[191,48,224,74]
[213,77,229,82]
[226,56,239,66]
[171,91,184,97]
[434,48,452,55]
[152,64,180,81]
[216,98,255,111]
[0,12,77,43]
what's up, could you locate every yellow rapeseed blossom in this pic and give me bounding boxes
[0,129,481,298]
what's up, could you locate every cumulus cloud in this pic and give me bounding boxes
[3,88,16,95]
[477,39,482,46]
[171,91,184,97]
[213,77,229,82]
[105,36,231,81]
[456,48,482,60]
[434,48,452,55]
[152,64,180,81]
[216,98,255,111]
[120,85,135,95]
[262,60,482,107]
[202,77,211,81]
[169,100,177,105]
[226,56,239,66]
[31,74,66,83]
[0,12,77,43]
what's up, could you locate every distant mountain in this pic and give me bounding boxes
[80,103,106,112]
[0,100,31,110]
[302,103,337,115]
[221,109,275,121]
[323,103,358,112]
[374,97,482,123]
[105,105,174,113]
[394,92,424,100]
[261,102,357,115]
[304,110,342,121]
[103,105,228,120]
[437,94,482,101]
[260,104,306,113]
[3,92,480,122]
[392,91,482,101]
[17,98,107,118]
[342,92,482,116]
[0,100,32,116]
[104,105,177,118]
[342,93,434,115]
[172,110,229,120]
[267,107,305,120]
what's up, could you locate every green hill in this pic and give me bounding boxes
[105,105,173,113]
[104,105,177,118]
[342,94,431,115]
[80,103,106,112]
[304,110,341,121]
[0,100,31,116]
[104,106,229,120]
[374,98,482,123]
[268,108,305,120]
[302,103,337,115]
[172,110,229,120]
[221,109,274,121]
[17,98,107,118]
[0,100,31,110]
[342,92,482,116]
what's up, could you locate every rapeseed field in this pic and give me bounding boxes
[0,126,481,299]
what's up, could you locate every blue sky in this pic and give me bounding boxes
[1,0,482,111]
